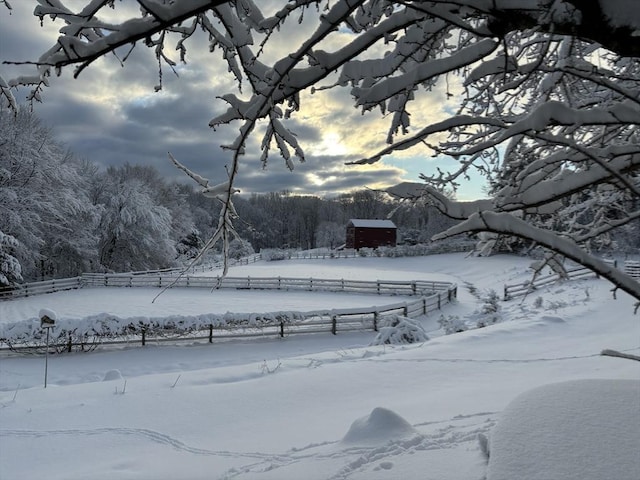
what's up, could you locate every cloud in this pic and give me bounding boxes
[0,3,486,199]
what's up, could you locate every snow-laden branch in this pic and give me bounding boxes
[31,0,230,77]
[353,38,499,110]
[497,153,640,211]
[162,152,241,297]
[0,73,17,112]
[386,182,494,220]
[353,102,640,165]
[433,211,640,301]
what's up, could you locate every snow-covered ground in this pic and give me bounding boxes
[0,253,638,480]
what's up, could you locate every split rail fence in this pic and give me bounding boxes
[503,259,640,300]
[0,274,457,353]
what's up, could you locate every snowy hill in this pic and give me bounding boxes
[0,253,638,479]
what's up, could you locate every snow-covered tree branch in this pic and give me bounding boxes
[1,0,638,299]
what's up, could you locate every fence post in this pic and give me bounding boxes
[67,333,73,353]
[423,297,427,315]
[377,281,380,294]
[503,284,508,301]
[373,312,378,332]
[412,282,416,295]
[141,328,146,346]
[209,324,213,343]
[403,304,408,316]
[280,320,285,338]
[331,315,337,335]
[437,294,441,310]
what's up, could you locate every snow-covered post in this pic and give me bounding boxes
[331,315,337,335]
[39,309,56,388]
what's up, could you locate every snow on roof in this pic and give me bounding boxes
[349,219,396,228]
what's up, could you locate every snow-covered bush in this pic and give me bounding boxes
[438,314,468,335]
[228,239,255,260]
[477,289,502,328]
[533,296,544,309]
[261,249,288,261]
[371,315,429,345]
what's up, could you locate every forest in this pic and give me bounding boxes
[0,109,461,284]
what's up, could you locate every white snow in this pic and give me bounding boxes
[38,307,57,321]
[341,407,419,445]
[487,379,640,480]
[0,253,638,480]
[348,219,396,228]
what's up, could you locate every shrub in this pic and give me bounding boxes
[228,239,255,260]
[261,249,288,261]
[370,315,429,345]
[477,289,502,328]
[438,314,468,334]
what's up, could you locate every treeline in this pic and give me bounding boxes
[0,110,458,285]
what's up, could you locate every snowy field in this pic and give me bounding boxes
[0,253,639,479]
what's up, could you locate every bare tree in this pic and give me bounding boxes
[1,1,638,301]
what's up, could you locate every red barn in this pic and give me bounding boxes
[345,219,397,249]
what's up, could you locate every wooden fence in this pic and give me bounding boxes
[0,280,457,353]
[503,259,625,300]
[625,260,640,279]
[0,255,263,300]
[0,277,84,300]
[79,273,453,297]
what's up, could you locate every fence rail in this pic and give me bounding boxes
[502,259,628,300]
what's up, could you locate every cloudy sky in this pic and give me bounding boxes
[0,1,487,200]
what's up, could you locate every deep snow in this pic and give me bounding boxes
[0,253,638,480]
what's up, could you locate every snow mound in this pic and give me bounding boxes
[103,369,123,381]
[341,407,418,445]
[487,379,640,480]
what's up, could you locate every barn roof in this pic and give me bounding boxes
[348,219,396,228]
